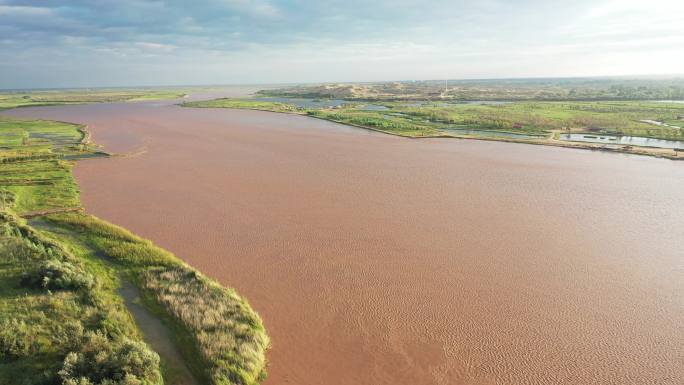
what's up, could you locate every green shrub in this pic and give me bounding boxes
[0,319,37,360]
[21,260,95,291]
[54,320,86,352]
[58,330,162,385]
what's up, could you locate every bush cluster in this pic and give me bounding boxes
[21,259,95,291]
[58,330,162,385]
[0,319,37,360]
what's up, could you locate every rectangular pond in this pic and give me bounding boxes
[559,133,684,150]
[441,127,543,139]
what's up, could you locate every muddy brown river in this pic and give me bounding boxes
[4,93,683,385]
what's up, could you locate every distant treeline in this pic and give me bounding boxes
[258,77,684,101]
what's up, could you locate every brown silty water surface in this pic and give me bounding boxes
[4,94,683,385]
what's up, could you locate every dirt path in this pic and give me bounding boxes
[118,279,199,385]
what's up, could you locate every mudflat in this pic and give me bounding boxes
[5,99,683,385]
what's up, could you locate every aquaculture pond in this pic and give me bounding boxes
[358,104,390,111]
[559,133,684,150]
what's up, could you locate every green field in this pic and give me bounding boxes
[183,98,684,141]
[0,116,269,385]
[183,98,303,113]
[0,89,187,110]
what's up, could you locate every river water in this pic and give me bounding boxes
[3,91,683,385]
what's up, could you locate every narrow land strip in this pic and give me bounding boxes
[182,97,684,160]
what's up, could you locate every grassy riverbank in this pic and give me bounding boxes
[184,98,684,139]
[0,116,269,384]
[182,97,684,159]
[0,89,187,110]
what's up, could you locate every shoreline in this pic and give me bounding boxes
[181,104,683,161]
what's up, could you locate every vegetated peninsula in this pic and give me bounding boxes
[183,77,684,160]
[0,113,269,384]
[0,89,188,110]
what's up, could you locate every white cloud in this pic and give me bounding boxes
[1,0,684,88]
[135,42,178,53]
[585,0,684,19]
[218,0,281,19]
[0,5,53,16]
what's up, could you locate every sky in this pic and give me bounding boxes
[1,0,683,88]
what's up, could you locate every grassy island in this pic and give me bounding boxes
[0,116,269,385]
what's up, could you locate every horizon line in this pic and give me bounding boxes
[2,73,684,92]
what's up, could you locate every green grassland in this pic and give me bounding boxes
[307,108,442,136]
[392,101,684,139]
[183,98,304,113]
[0,116,269,385]
[182,98,684,141]
[0,89,187,110]
[0,118,94,213]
